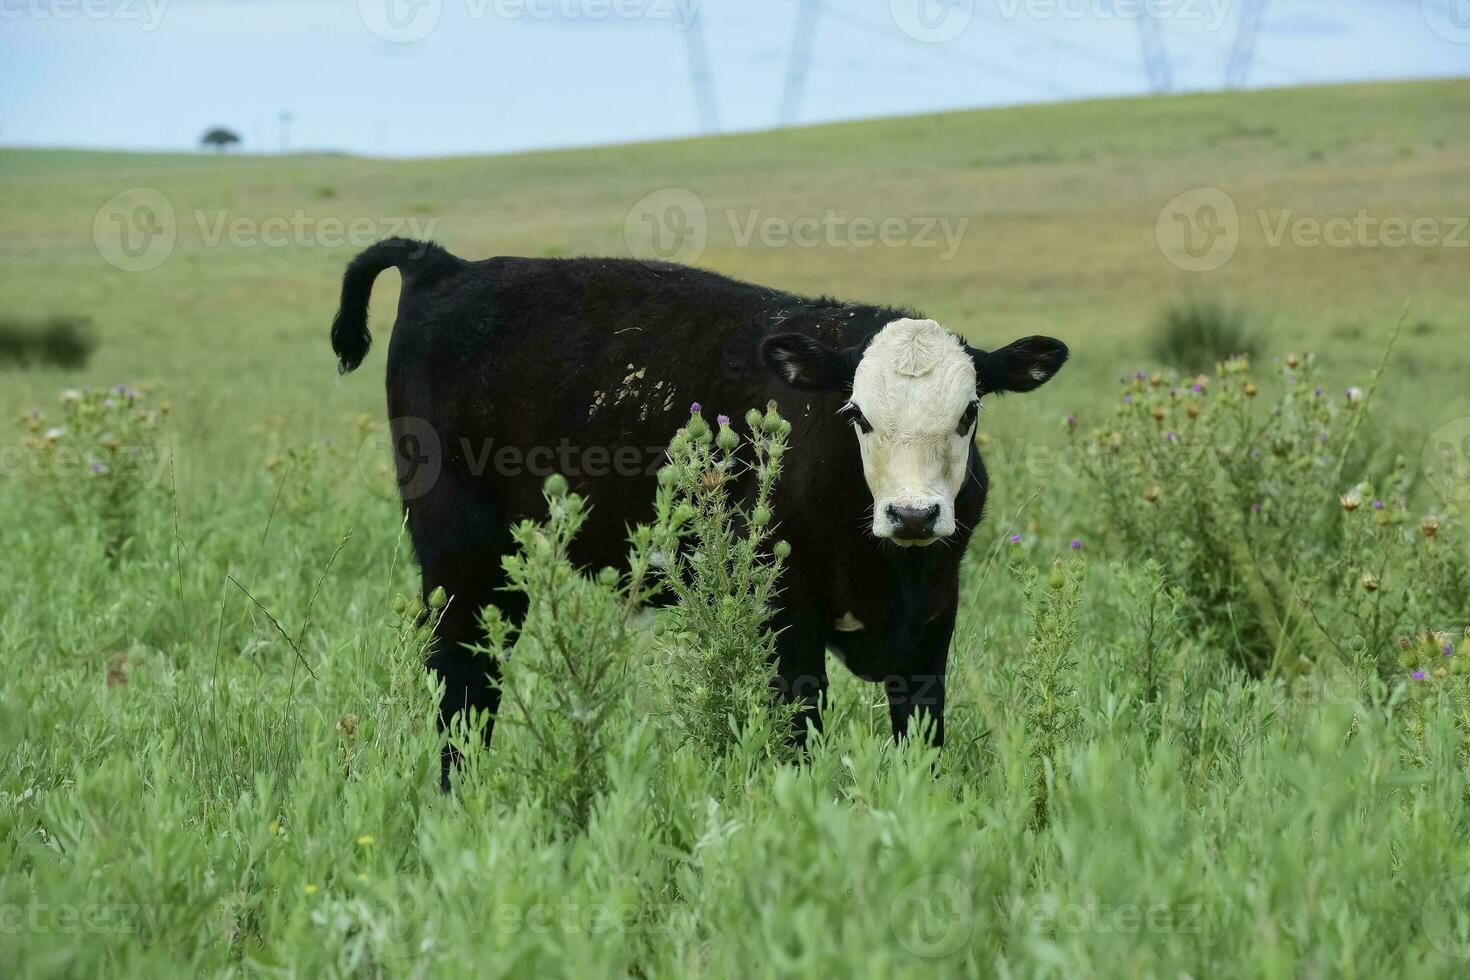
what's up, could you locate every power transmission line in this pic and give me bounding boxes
[684,5,720,133]
[1136,9,1172,93]
[1226,0,1269,89]
[779,0,821,126]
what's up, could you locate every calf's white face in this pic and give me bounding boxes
[761,316,1068,548]
[844,319,977,545]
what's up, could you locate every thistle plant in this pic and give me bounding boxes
[470,476,650,833]
[18,384,169,559]
[1075,312,1465,683]
[1006,538,1087,826]
[652,403,800,761]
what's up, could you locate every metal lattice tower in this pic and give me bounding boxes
[1136,11,1172,93]
[1226,0,1269,89]
[779,0,821,126]
[684,6,720,134]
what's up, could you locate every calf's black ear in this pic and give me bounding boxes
[761,333,858,392]
[970,336,1069,395]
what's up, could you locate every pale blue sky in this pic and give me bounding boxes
[2,0,1467,157]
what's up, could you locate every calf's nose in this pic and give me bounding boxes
[886,503,941,540]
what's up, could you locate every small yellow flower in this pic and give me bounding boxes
[357,835,375,847]
[269,819,281,836]
[1243,383,1259,399]
[304,884,319,895]
[357,873,369,882]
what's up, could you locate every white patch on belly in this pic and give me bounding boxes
[833,612,865,632]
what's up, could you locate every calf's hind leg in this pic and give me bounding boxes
[405,472,523,790]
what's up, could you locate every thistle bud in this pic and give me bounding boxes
[543,473,569,498]
[773,540,792,559]
[1144,485,1161,503]
[1360,571,1378,593]
[1187,403,1200,419]
[1048,559,1066,590]
[657,465,678,488]
[1421,516,1439,540]
[752,504,772,528]
[763,404,782,432]
[699,469,725,492]
[1151,405,1166,423]
[1243,383,1259,399]
[716,423,739,453]
[428,586,448,610]
[1285,353,1300,369]
[745,408,763,430]
[1346,386,1363,407]
[597,567,619,587]
[1339,491,1361,512]
[392,594,408,615]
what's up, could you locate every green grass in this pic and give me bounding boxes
[3,79,1470,977]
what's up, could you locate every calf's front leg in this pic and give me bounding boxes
[885,603,955,748]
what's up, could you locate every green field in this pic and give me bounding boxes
[3,79,1470,977]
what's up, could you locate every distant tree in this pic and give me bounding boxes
[200,128,241,153]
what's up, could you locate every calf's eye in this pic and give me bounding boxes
[956,400,979,435]
[841,403,874,434]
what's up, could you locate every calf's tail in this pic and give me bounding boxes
[331,238,450,374]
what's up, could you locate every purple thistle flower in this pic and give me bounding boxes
[115,383,127,393]
[1191,384,1203,393]
[102,398,115,409]
[716,414,730,426]
[689,402,701,414]
[1165,431,1176,442]
[1252,502,1263,513]
[1372,500,1383,511]
[1444,643,1454,657]
[1251,450,1262,460]
[1318,433,1328,443]
[1124,395,1134,405]
[1065,414,1077,428]
[1009,534,1022,544]
[90,461,104,474]
[1412,670,1426,681]
[1070,539,1082,551]
[1314,387,1322,397]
